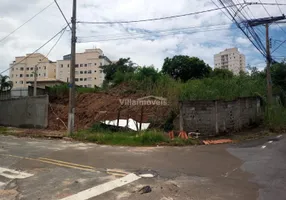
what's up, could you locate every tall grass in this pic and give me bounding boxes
[265,103,286,132]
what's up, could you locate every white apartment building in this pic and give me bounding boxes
[56,49,111,88]
[9,53,56,89]
[214,48,246,75]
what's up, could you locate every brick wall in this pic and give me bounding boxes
[180,97,262,135]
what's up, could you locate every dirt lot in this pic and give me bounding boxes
[48,87,172,131]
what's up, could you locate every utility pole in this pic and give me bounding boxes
[33,66,38,96]
[247,15,285,105]
[68,0,77,135]
[265,23,272,104]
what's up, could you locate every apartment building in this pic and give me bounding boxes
[9,53,56,89]
[56,49,111,88]
[214,48,246,75]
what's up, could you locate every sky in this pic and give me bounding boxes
[0,0,285,75]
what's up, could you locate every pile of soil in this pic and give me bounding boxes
[48,85,173,131]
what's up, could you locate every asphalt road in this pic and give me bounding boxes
[0,134,285,200]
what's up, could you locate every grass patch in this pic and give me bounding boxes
[265,104,286,132]
[0,127,7,134]
[72,128,200,146]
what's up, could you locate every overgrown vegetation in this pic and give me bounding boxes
[0,127,7,134]
[47,84,100,96]
[72,123,200,146]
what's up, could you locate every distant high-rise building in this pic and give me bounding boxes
[56,49,112,88]
[9,53,56,89]
[214,47,246,75]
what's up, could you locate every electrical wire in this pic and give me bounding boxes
[0,25,68,75]
[275,0,283,15]
[217,0,267,58]
[78,4,243,25]
[54,0,72,30]
[78,23,233,39]
[77,25,237,43]
[0,1,54,43]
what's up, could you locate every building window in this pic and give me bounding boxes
[44,66,46,69]
[88,77,92,81]
[20,74,23,77]
[88,63,92,66]
[94,77,97,80]
[84,71,87,74]
[20,81,23,84]
[88,70,92,74]
[26,68,29,71]
[94,63,97,66]
[75,78,79,81]
[84,64,87,67]
[43,73,46,77]
[88,84,91,87]
[80,71,83,74]
[84,78,87,81]
[100,63,103,66]
[15,81,17,84]
[11,74,13,78]
[80,64,83,67]
[100,70,103,73]
[31,67,34,71]
[30,74,33,77]
[80,78,83,81]
[94,70,97,73]
[20,67,24,71]
[26,74,29,77]
[75,71,79,75]
[61,64,63,68]
[75,64,79,68]
[67,64,70,68]
[38,74,41,77]
[16,68,18,70]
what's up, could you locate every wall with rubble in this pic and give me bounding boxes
[0,95,48,128]
[180,97,262,135]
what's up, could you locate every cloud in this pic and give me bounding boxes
[0,0,285,74]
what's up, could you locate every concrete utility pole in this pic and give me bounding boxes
[265,23,272,104]
[247,15,285,104]
[33,66,38,97]
[68,0,77,135]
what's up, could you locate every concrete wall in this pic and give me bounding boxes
[180,97,262,135]
[0,95,48,128]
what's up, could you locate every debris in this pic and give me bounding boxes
[203,139,233,145]
[138,186,152,194]
[102,118,150,131]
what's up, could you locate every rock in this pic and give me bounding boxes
[138,186,152,194]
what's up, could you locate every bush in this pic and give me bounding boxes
[265,103,286,132]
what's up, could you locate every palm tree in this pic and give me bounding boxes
[0,75,13,92]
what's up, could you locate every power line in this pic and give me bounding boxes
[78,25,238,43]
[0,1,54,44]
[78,23,233,39]
[54,0,72,30]
[0,25,68,75]
[210,0,233,21]
[275,0,284,15]
[78,4,244,25]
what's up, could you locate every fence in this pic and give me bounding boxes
[180,97,263,135]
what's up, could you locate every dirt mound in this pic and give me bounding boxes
[48,87,172,131]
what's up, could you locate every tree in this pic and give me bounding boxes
[161,55,211,82]
[271,61,286,91]
[100,58,137,83]
[211,68,234,79]
[134,65,161,82]
[0,75,13,92]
